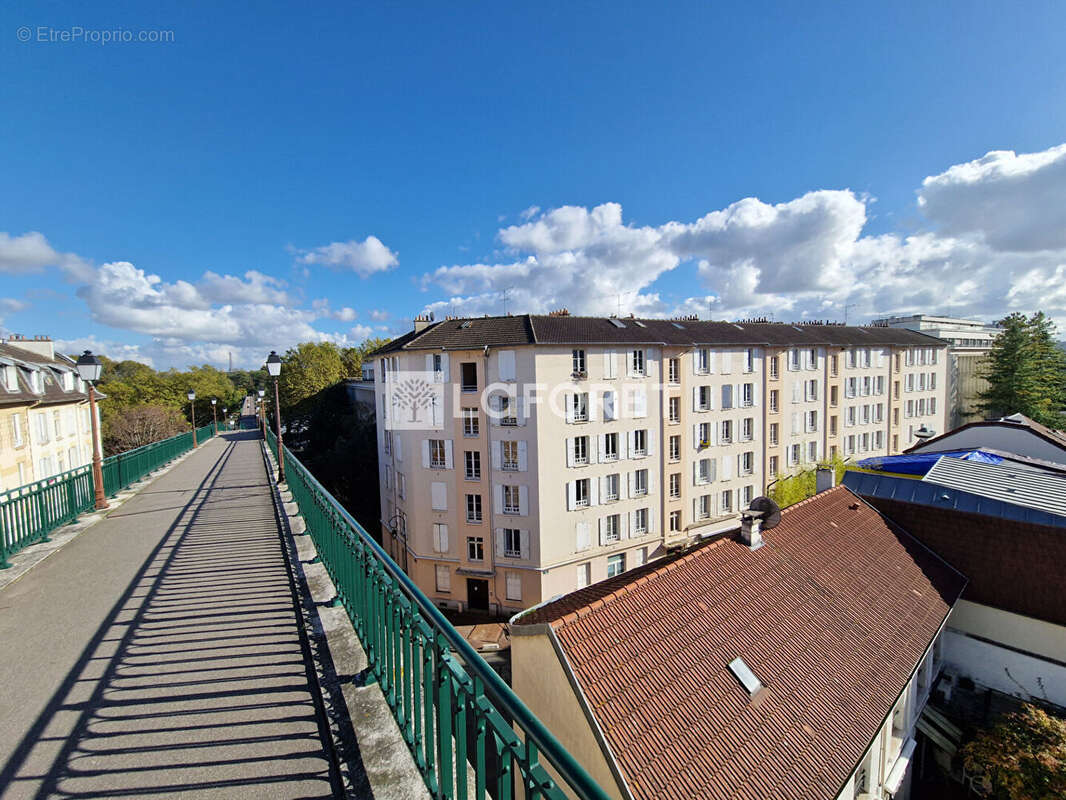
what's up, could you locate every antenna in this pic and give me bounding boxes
[747,496,782,530]
[844,303,857,325]
[502,286,513,315]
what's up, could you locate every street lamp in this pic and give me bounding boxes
[257,388,266,438]
[75,351,109,511]
[211,398,218,435]
[222,407,227,431]
[188,390,197,447]
[266,351,285,484]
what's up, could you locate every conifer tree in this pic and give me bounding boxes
[978,312,1066,427]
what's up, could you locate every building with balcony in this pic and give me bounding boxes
[0,335,98,492]
[872,314,1000,428]
[371,314,947,614]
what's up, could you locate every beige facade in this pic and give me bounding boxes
[0,406,33,492]
[375,320,949,613]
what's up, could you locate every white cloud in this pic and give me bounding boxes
[53,335,155,367]
[295,235,399,277]
[311,298,359,321]
[519,205,540,221]
[350,324,374,340]
[197,270,290,305]
[0,231,93,281]
[369,308,389,321]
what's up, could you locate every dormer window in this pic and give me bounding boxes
[4,366,17,392]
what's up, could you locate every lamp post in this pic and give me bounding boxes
[266,351,285,484]
[75,351,109,511]
[188,390,198,447]
[222,408,227,431]
[257,388,266,438]
[211,398,218,435]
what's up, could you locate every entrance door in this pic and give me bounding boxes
[467,578,489,612]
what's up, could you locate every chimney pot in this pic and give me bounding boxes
[740,512,764,551]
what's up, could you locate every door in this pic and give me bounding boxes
[467,578,489,612]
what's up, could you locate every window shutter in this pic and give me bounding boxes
[564,393,575,424]
[604,350,616,379]
[792,382,801,403]
[421,440,430,468]
[516,397,527,426]
[588,479,598,507]
[499,350,516,382]
[598,434,607,461]
[627,431,635,458]
[520,530,530,559]
[629,511,637,539]
[490,395,501,426]
[626,471,632,499]
[709,458,717,482]
[634,389,647,418]
[566,438,576,468]
[722,457,732,480]
[576,522,590,552]
[432,399,443,428]
[394,436,402,462]
[492,442,502,470]
[519,486,529,515]
[648,512,656,535]
[439,524,449,552]
[444,440,453,469]
[752,382,760,408]
[692,386,701,412]
[566,481,577,511]
[619,513,629,540]
[646,429,656,457]
[710,422,718,447]
[598,518,606,546]
[495,528,505,557]
[626,351,635,378]
[588,393,599,422]
[431,482,447,511]
[440,354,450,382]
[693,461,700,485]
[646,469,655,495]
[517,441,528,471]
[707,351,716,373]
[425,354,434,373]
[693,497,699,520]
[692,351,699,376]
[693,424,701,449]
[494,485,504,514]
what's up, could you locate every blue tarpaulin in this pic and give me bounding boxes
[856,449,1003,476]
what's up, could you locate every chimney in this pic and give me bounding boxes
[413,314,433,333]
[740,510,764,551]
[4,334,55,360]
[816,466,836,494]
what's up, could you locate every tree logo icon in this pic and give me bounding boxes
[389,371,444,430]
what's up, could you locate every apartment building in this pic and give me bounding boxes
[0,336,98,493]
[372,314,947,613]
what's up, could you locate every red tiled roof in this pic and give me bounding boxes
[517,487,965,800]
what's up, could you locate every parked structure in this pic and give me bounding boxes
[872,314,999,428]
[371,314,947,613]
[510,485,966,800]
[0,335,98,492]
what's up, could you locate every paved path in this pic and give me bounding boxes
[0,431,342,799]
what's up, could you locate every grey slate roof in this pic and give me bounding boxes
[923,456,1066,519]
[370,315,945,355]
[0,343,89,408]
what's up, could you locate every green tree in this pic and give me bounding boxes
[768,453,848,509]
[961,704,1066,800]
[978,312,1066,426]
[276,342,346,410]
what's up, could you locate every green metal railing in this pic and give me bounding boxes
[265,428,610,800]
[0,423,224,569]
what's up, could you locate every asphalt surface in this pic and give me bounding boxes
[0,431,342,799]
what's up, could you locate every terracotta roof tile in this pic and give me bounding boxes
[516,486,965,800]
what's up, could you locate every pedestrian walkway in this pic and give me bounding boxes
[0,431,342,799]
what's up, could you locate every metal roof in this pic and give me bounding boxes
[923,456,1066,519]
[841,467,1066,529]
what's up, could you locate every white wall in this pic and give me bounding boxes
[943,629,1066,706]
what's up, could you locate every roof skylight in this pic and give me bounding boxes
[728,657,764,696]
[608,318,626,328]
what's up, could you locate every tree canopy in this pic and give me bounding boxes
[978,312,1066,427]
[962,703,1066,800]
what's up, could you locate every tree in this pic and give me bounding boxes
[961,704,1066,800]
[768,453,848,509]
[276,342,346,410]
[103,404,189,455]
[978,312,1066,426]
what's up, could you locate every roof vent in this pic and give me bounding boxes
[728,657,764,698]
[633,320,646,328]
[671,322,685,329]
[608,318,626,329]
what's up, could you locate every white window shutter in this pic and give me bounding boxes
[693,461,700,485]
[566,481,577,511]
[499,350,516,382]
[444,440,453,469]
[441,354,450,382]
[646,429,656,457]
[646,469,655,495]
[495,528,505,557]
[627,431,636,458]
[421,440,430,468]
[752,382,760,408]
[439,524,449,552]
[604,350,616,379]
[588,439,598,465]
[494,485,504,514]
[564,393,575,424]
[648,511,656,534]
[710,423,718,446]
[629,511,637,539]
[425,354,434,373]
[792,383,801,403]
[707,351,716,373]
[492,442,502,470]
[735,384,742,408]
[691,351,699,376]
[693,497,699,520]
[693,424,701,449]
[576,522,590,552]
[693,385,701,412]
[588,479,598,506]
[598,518,606,546]
[566,438,576,468]
[721,352,732,374]
[626,351,635,378]
[722,457,732,480]
[517,441,528,471]
[519,486,529,515]
[635,389,647,418]
[709,458,717,482]
[598,434,607,461]
[619,513,629,540]
[431,482,447,511]
[432,399,443,428]
[489,395,501,426]
[395,436,403,462]
[588,393,599,422]
[517,397,527,426]
[520,530,530,559]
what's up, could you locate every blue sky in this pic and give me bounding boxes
[2,0,1066,368]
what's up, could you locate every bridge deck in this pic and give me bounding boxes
[0,431,344,799]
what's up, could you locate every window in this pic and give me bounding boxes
[572,392,589,422]
[769,456,778,476]
[631,349,645,376]
[606,553,625,577]
[696,348,710,374]
[633,469,648,496]
[503,485,521,514]
[769,390,779,412]
[721,490,733,513]
[467,536,484,561]
[721,384,733,409]
[500,395,518,426]
[697,494,711,520]
[830,385,838,407]
[572,349,586,375]
[807,348,817,369]
[788,349,800,370]
[576,562,591,589]
[466,494,483,522]
[806,410,818,432]
[53,410,62,436]
[669,396,680,423]
[502,440,519,471]
[605,473,620,501]
[604,432,619,461]
[741,452,754,474]
[697,385,711,411]
[668,358,680,384]
[398,473,407,499]
[633,429,647,457]
[830,354,839,376]
[430,439,447,468]
[906,400,914,418]
[504,528,522,558]
[845,377,857,398]
[805,379,818,402]
[720,420,732,444]
[460,362,477,392]
[808,441,818,461]
[862,376,872,396]
[697,422,711,448]
[845,435,855,456]
[669,510,681,532]
[634,508,648,535]
[741,383,754,407]
[573,435,589,465]
[575,478,590,507]
[604,514,621,544]
[929,397,937,414]
[789,443,801,466]
[3,366,17,391]
[669,473,680,498]
[769,355,779,378]
[874,430,884,450]
[505,571,522,601]
[384,431,392,455]
[669,435,680,461]
[465,451,481,480]
[846,406,856,427]
[697,458,712,484]
[769,422,778,445]
[435,565,451,592]
[744,349,755,373]
[743,485,754,506]
[741,417,753,441]
[463,409,479,437]
[830,415,838,435]
[12,414,23,446]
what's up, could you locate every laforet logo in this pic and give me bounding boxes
[390,372,442,429]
